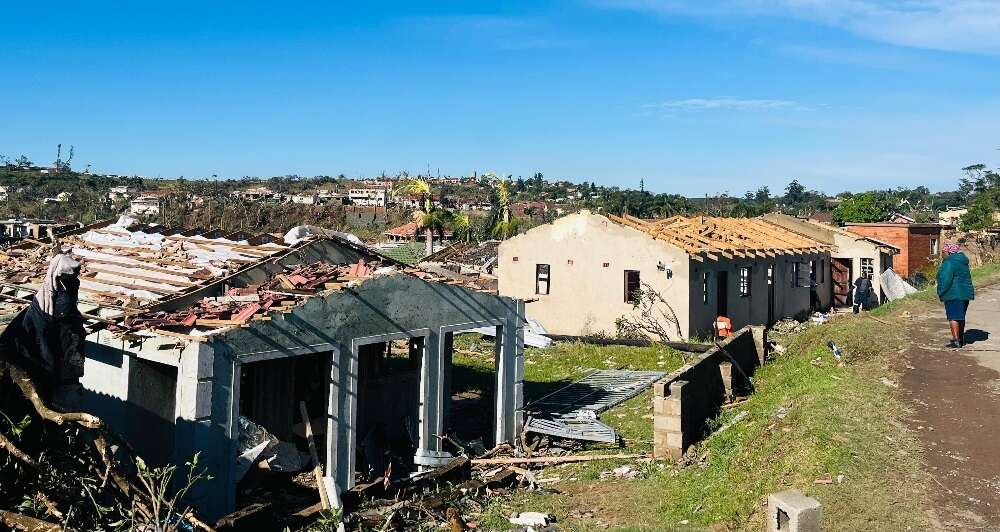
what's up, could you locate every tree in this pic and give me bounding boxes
[14,155,32,167]
[958,164,1000,230]
[486,178,519,240]
[784,180,805,204]
[395,178,467,255]
[831,192,892,225]
[960,164,987,201]
[754,186,771,202]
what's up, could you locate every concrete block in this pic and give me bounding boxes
[719,361,733,399]
[665,430,685,449]
[751,326,767,364]
[653,397,676,416]
[767,490,822,532]
[668,380,688,398]
[654,414,683,433]
[653,431,678,459]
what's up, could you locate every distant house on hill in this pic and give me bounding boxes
[499,211,831,339]
[938,207,967,226]
[349,187,391,207]
[511,201,548,217]
[129,195,162,216]
[383,222,454,244]
[290,192,318,205]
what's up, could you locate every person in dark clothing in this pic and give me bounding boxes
[0,253,86,404]
[853,274,873,313]
[936,243,975,348]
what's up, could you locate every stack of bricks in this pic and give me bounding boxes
[652,379,688,459]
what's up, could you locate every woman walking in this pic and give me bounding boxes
[936,243,975,348]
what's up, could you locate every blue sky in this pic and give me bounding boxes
[2,1,999,195]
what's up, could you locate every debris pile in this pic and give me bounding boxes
[110,260,379,334]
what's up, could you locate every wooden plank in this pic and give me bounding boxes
[80,275,178,295]
[148,328,205,342]
[78,256,211,280]
[165,235,285,254]
[195,318,244,327]
[83,265,199,287]
[77,285,157,302]
[299,402,332,510]
[471,453,647,466]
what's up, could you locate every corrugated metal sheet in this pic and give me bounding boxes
[524,370,666,443]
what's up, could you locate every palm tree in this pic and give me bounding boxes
[488,178,519,240]
[396,178,468,255]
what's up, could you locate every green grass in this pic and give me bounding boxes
[455,264,1000,531]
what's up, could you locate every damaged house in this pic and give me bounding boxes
[0,219,525,520]
[498,211,831,339]
[762,213,900,307]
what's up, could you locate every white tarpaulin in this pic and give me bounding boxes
[880,268,917,301]
[469,316,552,348]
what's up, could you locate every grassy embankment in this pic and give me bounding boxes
[452,263,1000,531]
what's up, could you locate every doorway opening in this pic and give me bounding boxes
[767,264,775,326]
[716,270,729,318]
[832,258,853,307]
[355,338,424,482]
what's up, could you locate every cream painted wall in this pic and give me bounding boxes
[498,212,691,338]
[498,212,832,340]
[831,232,894,304]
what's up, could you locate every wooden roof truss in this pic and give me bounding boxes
[608,214,828,261]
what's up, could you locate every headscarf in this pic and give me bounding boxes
[942,242,961,255]
[34,253,80,315]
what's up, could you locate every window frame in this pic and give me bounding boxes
[624,270,641,304]
[535,263,551,295]
[860,257,874,279]
[739,266,751,297]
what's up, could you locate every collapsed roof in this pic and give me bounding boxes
[422,240,499,270]
[0,218,498,339]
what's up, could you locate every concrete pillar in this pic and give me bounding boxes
[495,303,525,446]
[415,332,453,468]
[173,342,223,517]
[327,345,355,491]
[767,490,822,532]
[441,332,454,431]
[653,380,688,459]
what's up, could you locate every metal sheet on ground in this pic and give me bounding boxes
[524,370,666,443]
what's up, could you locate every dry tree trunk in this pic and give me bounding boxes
[0,509,61,532]
[0,361,218,532]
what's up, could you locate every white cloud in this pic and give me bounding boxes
[596,0,1000,54]
[646,97,808,111]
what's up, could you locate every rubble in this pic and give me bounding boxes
[770,318,808,335]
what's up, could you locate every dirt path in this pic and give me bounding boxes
[902,284,1000,530]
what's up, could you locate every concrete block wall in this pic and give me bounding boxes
[652,326,766,459]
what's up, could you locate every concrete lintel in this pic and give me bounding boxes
[237,341,339,363]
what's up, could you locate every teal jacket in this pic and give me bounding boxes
[937,252,974,302]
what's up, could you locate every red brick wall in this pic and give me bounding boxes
[906,227,943,277]
[845,225,942,278]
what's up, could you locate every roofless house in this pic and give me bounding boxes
[498,211,831,339]
[0,219,525,519]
